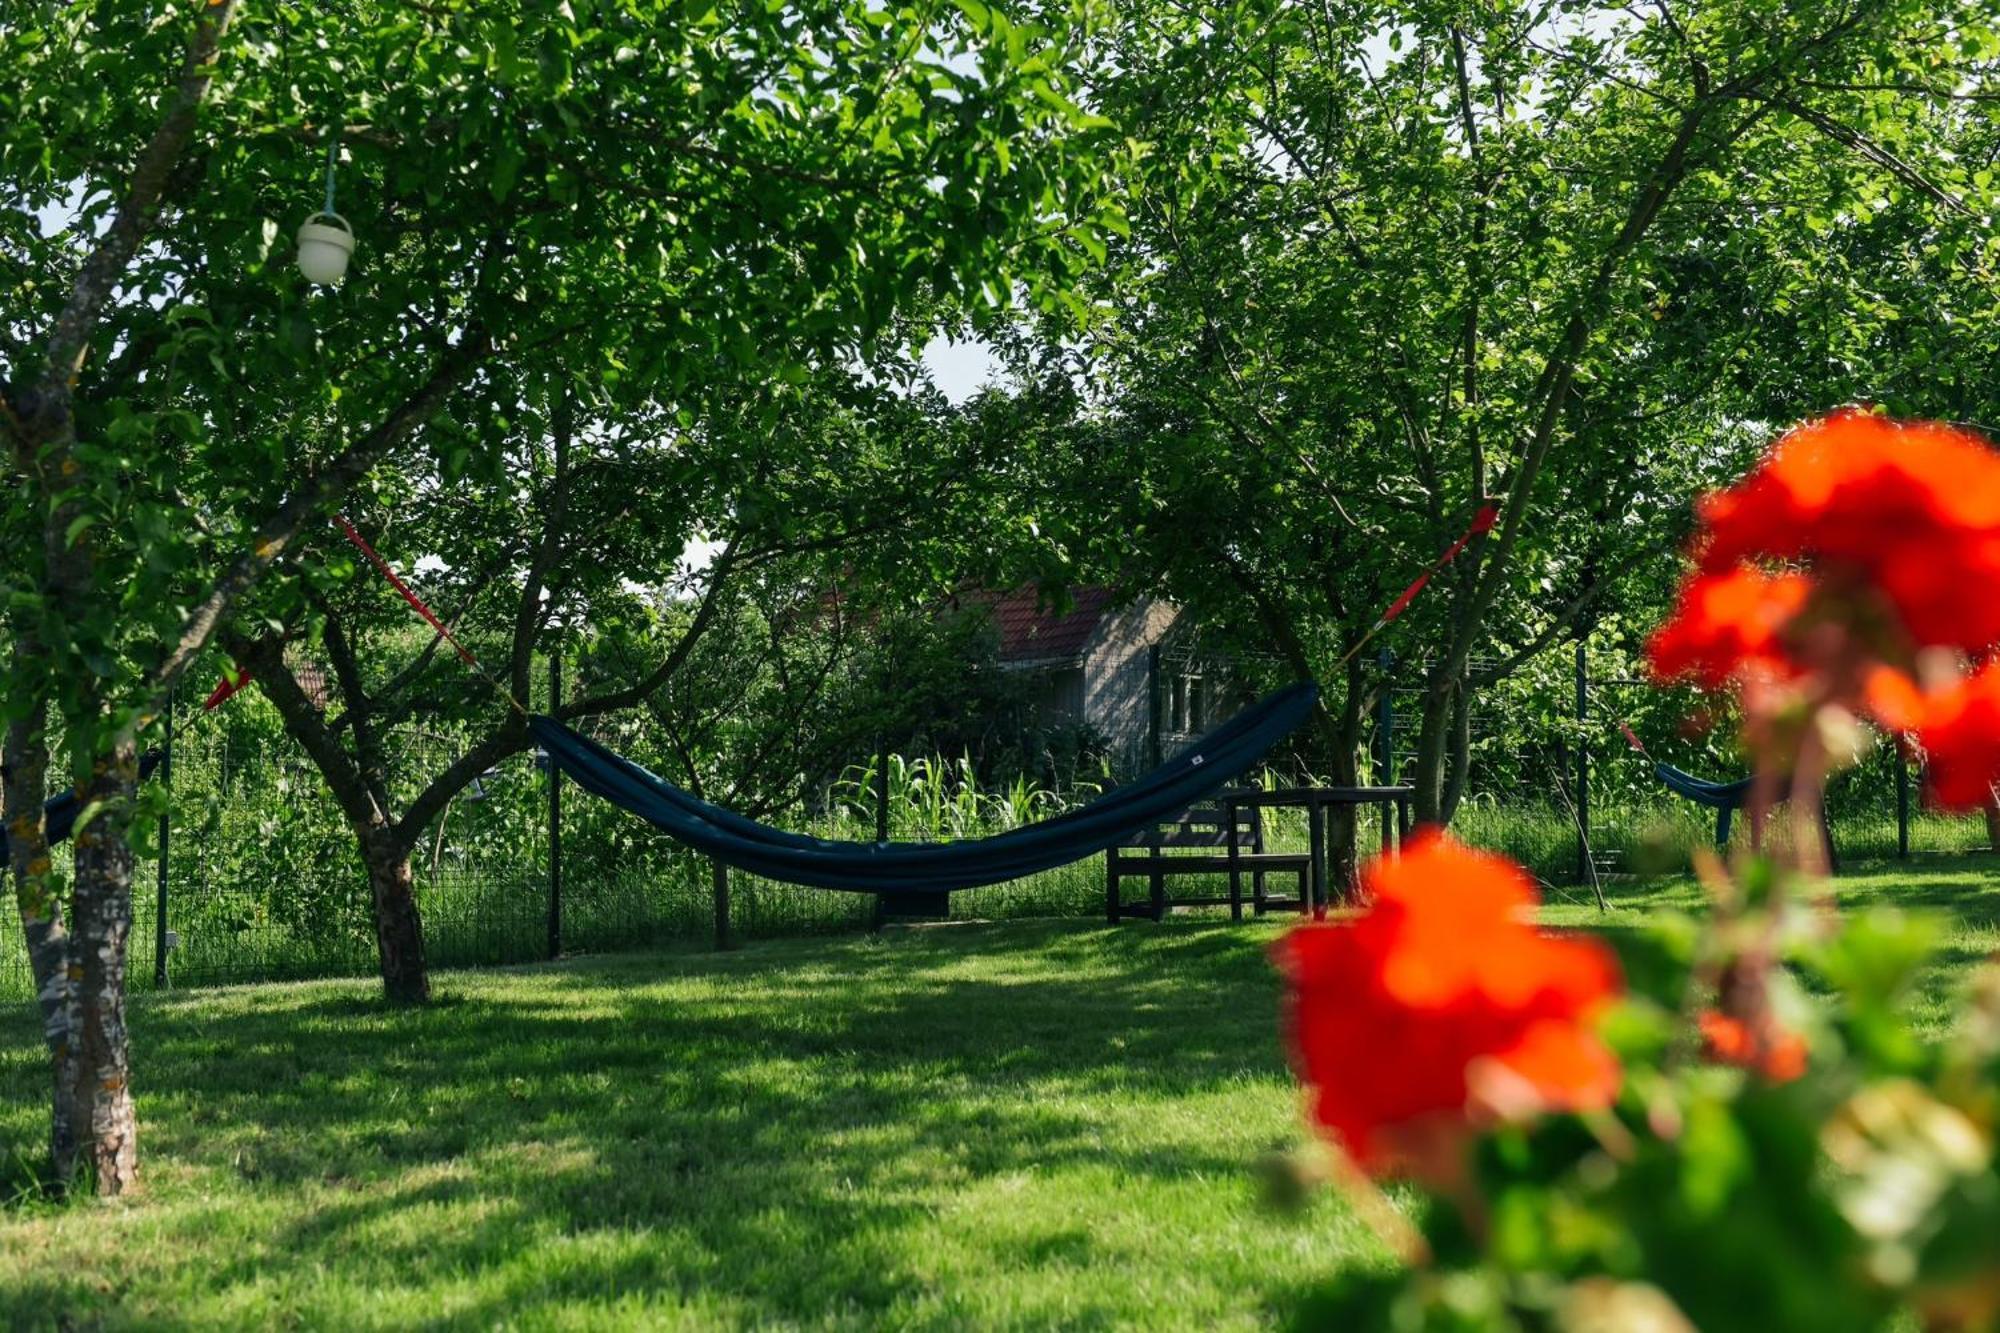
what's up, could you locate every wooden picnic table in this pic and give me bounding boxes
[1229,784,1415,916]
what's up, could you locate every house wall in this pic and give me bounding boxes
[1080,600,1180,773]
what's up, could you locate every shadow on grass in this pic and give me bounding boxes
[0,917,1313,1330]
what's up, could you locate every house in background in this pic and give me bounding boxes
[951,587,1242,774]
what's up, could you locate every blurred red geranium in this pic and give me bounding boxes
[1868,660,2000,809]
[1697,1010,1808,1083]
[1650,411,2000,808]
[1274,834,1622,1179]
[1696,409,2000,654]
[1648,565,1813,688]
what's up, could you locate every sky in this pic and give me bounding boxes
[920,335,1003,405]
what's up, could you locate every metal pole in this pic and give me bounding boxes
[153,703,174,989]
[1896,741,1911,859]
[713,858,731,950]
[1575,640,1590,885]
[1375,649,1394,785]
[1147,644,1162,768]
[547,649,563,960]
[875,735,890,843]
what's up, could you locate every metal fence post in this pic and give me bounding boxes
[1575,641,1590,884]
[1147,644,1163,768]
[547,649,563,960]
[874,734,890,843]
[154,702,174,989]
[1375,649,1395,785]
[713,858,732,951]
[1897,741,1911,859]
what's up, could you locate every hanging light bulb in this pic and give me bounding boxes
[296,212,354,285]
[297,124,354,285]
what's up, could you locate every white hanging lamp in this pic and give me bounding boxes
[297,126,355,285]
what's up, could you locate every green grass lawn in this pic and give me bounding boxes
[2,855,1996,1331]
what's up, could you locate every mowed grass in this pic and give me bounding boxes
[1,856,1996,1331]
[1545,852,2000,1032]
[0,919,1391,1331]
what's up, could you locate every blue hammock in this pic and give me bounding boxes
[531,681,1319,894]
[0,752,166,857]
[1652,761,1753,846]
[1650,760,1835,865]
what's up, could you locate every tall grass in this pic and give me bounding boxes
[4,753,1992,1004]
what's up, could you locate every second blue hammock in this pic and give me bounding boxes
[531,681,1319,894]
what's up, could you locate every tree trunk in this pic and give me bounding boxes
[4,708,80,1180]
[1439,686,1473,827]
[360,822,430,1005]
[59,744,141,1194]
[1326,656,1367,889]
[1409,667,1454,826]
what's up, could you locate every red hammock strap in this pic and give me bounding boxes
[203,666,252,712]
[1333,504,1501,672]
[333,515,529,717]
[1377,503,1500,628]
[334,514,481,668]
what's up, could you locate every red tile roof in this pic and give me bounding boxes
[955,586,1119,664]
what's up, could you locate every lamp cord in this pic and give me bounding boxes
[323,123,338,216]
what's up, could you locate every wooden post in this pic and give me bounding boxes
[713,858,732,950]
[1226,794,1243,922]
[1574,641,1591,885]
[1309,798,1328,919]
[547,649,563,961]
[1897,743,1911,859]
[153,703,173,989]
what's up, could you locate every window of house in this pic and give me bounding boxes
[1171,673,1202,733]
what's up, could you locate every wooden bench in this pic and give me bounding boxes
[1106,792,1312,923]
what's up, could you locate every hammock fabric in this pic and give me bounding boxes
[531,682,1319,894]
[0,752,166,857]
[1650,760,1833,866]
[1652,761,1754,846]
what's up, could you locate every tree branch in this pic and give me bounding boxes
[145,327,493,716]
[510,383,574,708]
[557,538,741,721]
[1772,95,1980,220]
[23,1,238,432]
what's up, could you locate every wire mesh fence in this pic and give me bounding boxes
[2,642,1988,1004]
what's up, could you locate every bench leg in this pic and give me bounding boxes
[1106,857,1120,924]
[1253,868,1267,914]
[1150,868,1165,922]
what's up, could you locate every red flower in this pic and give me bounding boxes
[1648,565,1813,687]
[1698,1010,1808,1082]
[1696,410,2000,653]
[1275,834,1622,1177]
[1869,660,2000,810]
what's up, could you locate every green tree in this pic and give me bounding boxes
[1036,0,1998,842]
[224,368,995,1004]
[2,0,1118,1192]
